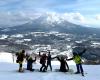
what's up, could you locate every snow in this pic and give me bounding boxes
[75,41,83,43]
[15,40,24,44]
[91,41,100,48]
[10,34,24,38]
[23,39,31,42]
[0,52,14,63]
[0,52,100,80]
[0,35,8,39]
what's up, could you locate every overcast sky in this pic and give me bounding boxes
[0,0,100,28]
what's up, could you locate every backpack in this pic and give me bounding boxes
[40,57,43,64]
[40,54,46,64]
[16,52,25,62]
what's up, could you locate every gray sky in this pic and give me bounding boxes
[0,0,100,28]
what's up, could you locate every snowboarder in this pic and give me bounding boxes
[57,56,69,72]
[67,49,86,76]
[39,52,47,72]
[16,50,25,72]
[26,54,36,71]
[46,51,52,71]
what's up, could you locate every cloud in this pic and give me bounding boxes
[44,12,100,27]
[0,10,45,27]
[96,15,100,20]
[0,0,100,28]
[0,11,99,28]
[84,18,100,27]
[0,11,30,27]
[59,12,86,25]
[0,0,100,16]
[0,0,19,6]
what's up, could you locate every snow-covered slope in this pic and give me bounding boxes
[0,62,100,80]
[0,52,15,63]
[0,52,100,80]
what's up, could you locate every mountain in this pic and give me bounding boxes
[1,14,100,37]
[0,14,100,64]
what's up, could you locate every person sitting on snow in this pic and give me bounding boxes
[67,49,86,76]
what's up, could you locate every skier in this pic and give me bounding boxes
[16,50,25,72]
[39,52,47,72]
[57,56,69,72]
[26,54,36,71]
[46,51,52,71]
[67,49,86,76]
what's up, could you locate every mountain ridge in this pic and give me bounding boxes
[0,14,100,37]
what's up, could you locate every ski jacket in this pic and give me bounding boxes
[73,55,81,64]
[16,52,25,62]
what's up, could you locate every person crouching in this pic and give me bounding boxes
[26,54,36,71]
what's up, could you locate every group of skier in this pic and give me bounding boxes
[16,48,86,76]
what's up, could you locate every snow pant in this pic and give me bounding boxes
[27,61,29,70]
[47,62,52,71]
[18,61,23,71]
[40,63,47,72]
[27,61,33,71]
[76,63,84,73]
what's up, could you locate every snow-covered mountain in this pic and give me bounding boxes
[0,13,100,36]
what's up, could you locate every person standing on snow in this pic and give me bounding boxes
[16,50,25,72]
[67,49,86,76]
[39,52,47,72]
[46,51,52,71]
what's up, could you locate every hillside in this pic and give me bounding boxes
[0,15,100,36]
